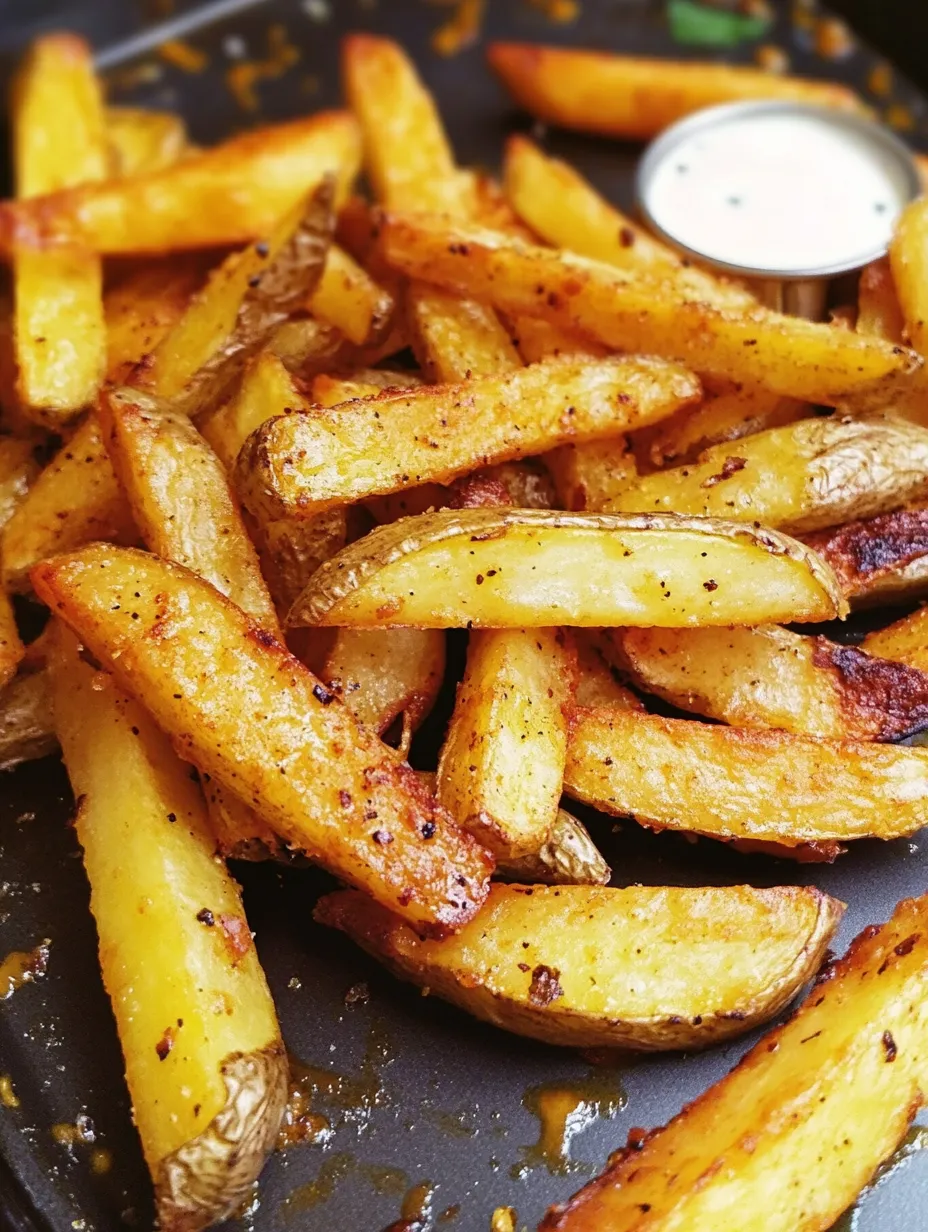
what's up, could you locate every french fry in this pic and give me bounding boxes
[488,43,862,142]
[50,627,286,1232]
[437,628,573,859]
[105,105,189,177]
[607,414,928,533]
[640,385,806,469]
[890,195,928,359]
[565,706,928,846]
[863,606,928,674]
[858,257,905,344]
[308,243,394,347]
[803,506,928,605]
[0,665,55,772]
[0,436,39,529]
[316,882,842,1050]
[253,508,353,617]
[201,350,306,472]
[0,591,23,690]
[612,624,928,741]
[540,895,928,1232]
[311,368,425,405]
[0,112,361,255]
[288,509,846,630]
[377,212,921,406]
[32,544,492,936]
[406,285,521,382]
[499,807,611,887]
[508,313,607,365]
[545,437,637,511]
[235,356,701,520]
[12,34,107,425]
[573,634,643,711]
[104,256,213,381]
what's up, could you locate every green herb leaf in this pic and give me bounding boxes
[667,0,773,48]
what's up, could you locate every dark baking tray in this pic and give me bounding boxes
[3,2,928,1230]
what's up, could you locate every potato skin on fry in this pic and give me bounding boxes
[541,894,928,1231]
[316,883,842,1050]
[31,544,492,935]
[803,506,928,605]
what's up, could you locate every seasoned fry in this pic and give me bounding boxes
[545,437,637,511]
[12,33,106,424]
[499,808,611,887]
[0,665,55,772]
[890,195,928,359]
[254,508,353,616]
[406,285,521,382]
[1,112,360,255]
[0,437,39,529]
[858,257,905,344]
[863,606,928,674]
[235,356,701,520]
[803,506,928,605]
[612,624,928,741]
[377,212,920,406]
[50,627,286,1232]
[565,706,928,846]
[541,895,928,1231]
[488,43,862,142]
[641,385,805,469]
[105,106,188,177]
[32,545,492,935]
[289,509,846,630]
[437,629,572,859]
[573,635,643,711]
[104,257,212,381]
[201,350,307,472]
[308,243,394,347]
[607,414,928,534]
[316,882,842,1050]
[0,591,23,690]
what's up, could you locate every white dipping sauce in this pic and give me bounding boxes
[644,109,912,274]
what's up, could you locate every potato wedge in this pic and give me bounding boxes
[316,882,842,1050]
[377,212,921,406]
[105,105,188,177]
[565,706,928,846]
[858,257,905,344]
[288,509,845,630]
[508,314,607,365]
[308,243,394,347]
[12,34,107,425]
[406,285,521,383]
[641,385,805,469]
[613,624,928,741]
[235,356,701,520]
[104,257,212,381]
[2,416,136,592]
[202,350,307,472]
[891,195,928,360]
[545,437,637,511]
[540,894,928,1232]
[0,666,55,772]
[0,112,361,254]
[0,437,39,529]
[803,506,928,605]
[50,627,286,1232]
[863,606,928,674]
[32,545,492,935]
[254,507,353,616]
[499,808,611,887]
[573,634,643,711]
[437,629,572,859]
[607,414,928,534]
[98,387,279,633]
[0,591,23,690]
[488,43,862,141]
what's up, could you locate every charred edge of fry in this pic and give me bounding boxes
[804,508,928,595]
[810,639,928,742]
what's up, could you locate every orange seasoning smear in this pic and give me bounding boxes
[0,940,50,1000]
[158,39,208,73]
[432,0,486,56]
[226,24,301,112]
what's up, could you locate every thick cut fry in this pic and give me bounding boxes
[32,545,492,935]
[289,509,845,630]
[235,356,701,520]
[105,258,213,381]
[406,285,521,382]
[541,895,928,1232]
[804,507,928,605]
[890,196,928,360]
[607,414,928,534]
[317,883,841,1051]
[545,437,637,511]
[565,706,928,846]
[311,369,424,406]
[255,507,352,616]
[378,213,921,406]
[500,808,611,886]
[308,243,394,347]
[863,606,928,674]
[438,629,572,859]
[105,106,188,177]
[613,625,928,741]
[2,416,136,592]
[508,314,607,365]
[573,635,643,711]
[0,437,39,529]
[641,386,805,468]
[0,591,23,690]
[202,350,306,472]
[98,387,279,633]
[1,113,361,255]
[489,43,862,142]
[0,666,55,772]
[50,629,286,1232]
[12,34,107,424]
[858,257,905,344]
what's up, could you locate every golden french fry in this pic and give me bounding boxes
[640,385,806,469]
[316,882,842,1050]
[377,212,921,406]
[499,807,611,887]
[803,506,928,606]
[858,257,905,344]
[202,350,306,472]
[12,34,107,424]
[863,606,928,674]
[311,368,424,406]
[50,627,286,1232]
[0,591,23,690]
[565,706,928,845]
[0,437,39,529]
[573,633,643,711]
[104,256,214,381]
[890,195,928,358]
[308,243,394,347]
[406,285,521,382]
[105,105,188,177]
[235,356,701,520]
[545,437,637,511]
[1,112,361,254]
[488,42,862,142]
[32,544,493,936]
[289,509,846,630]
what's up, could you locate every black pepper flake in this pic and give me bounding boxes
[703,579,718,592]
[167,811,176,822]
[421,821,436,839]
[372,829,394,845]
[618,226,636,248]
[338,790,352,808]
[882,1030,897,1062]
[255,241,269,257]
[197,908,215,926]
[313,683,335,705]
[528,964,564,1007]
[155,1029,175,1061]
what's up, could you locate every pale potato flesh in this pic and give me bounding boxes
[321,626,446,737]
[316,882,842,1050]
[641,386,805,469]
[0,437,39,530]
[541,894,928,1231]
[287,509,846,630]
[565,706,928,845]
[308,242,394,347]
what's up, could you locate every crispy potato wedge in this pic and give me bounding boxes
[0,665,55,772]
[640,386,805,469]
[2,416,136,592]
[202,350,307,472]
[105,105,188,177]
[0,112,361,254]
[0,591,23,689]
[316,882,842,1050]
[288,509,845,630]
[104,257,212,381]
[803,506,928,605]
[488,43,861,141]
[858,257,905,344]
[32,545,492,935]
[308,243,394,347]
[613,624,928,741]
[0,436,39,529]
[863,606,928,674]
[311,368,425,405]
[891,195,928,360]
[545,437,637,511]
[254,507,353,616]
[12,34,107,425]
[437,628,572,859]
[99,387,279,632]
[499,808,611,887]
[508,314,607,365]
[565,705,928,846]
[573,634,643,711]
[235,356,701,520]
[50,627,286,1232]
[607,414,928,534]
[541,894,928,1231]
[406,284,521,382]
[377,212,921,406]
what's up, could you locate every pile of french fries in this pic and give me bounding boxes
[5,27,928,1232]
